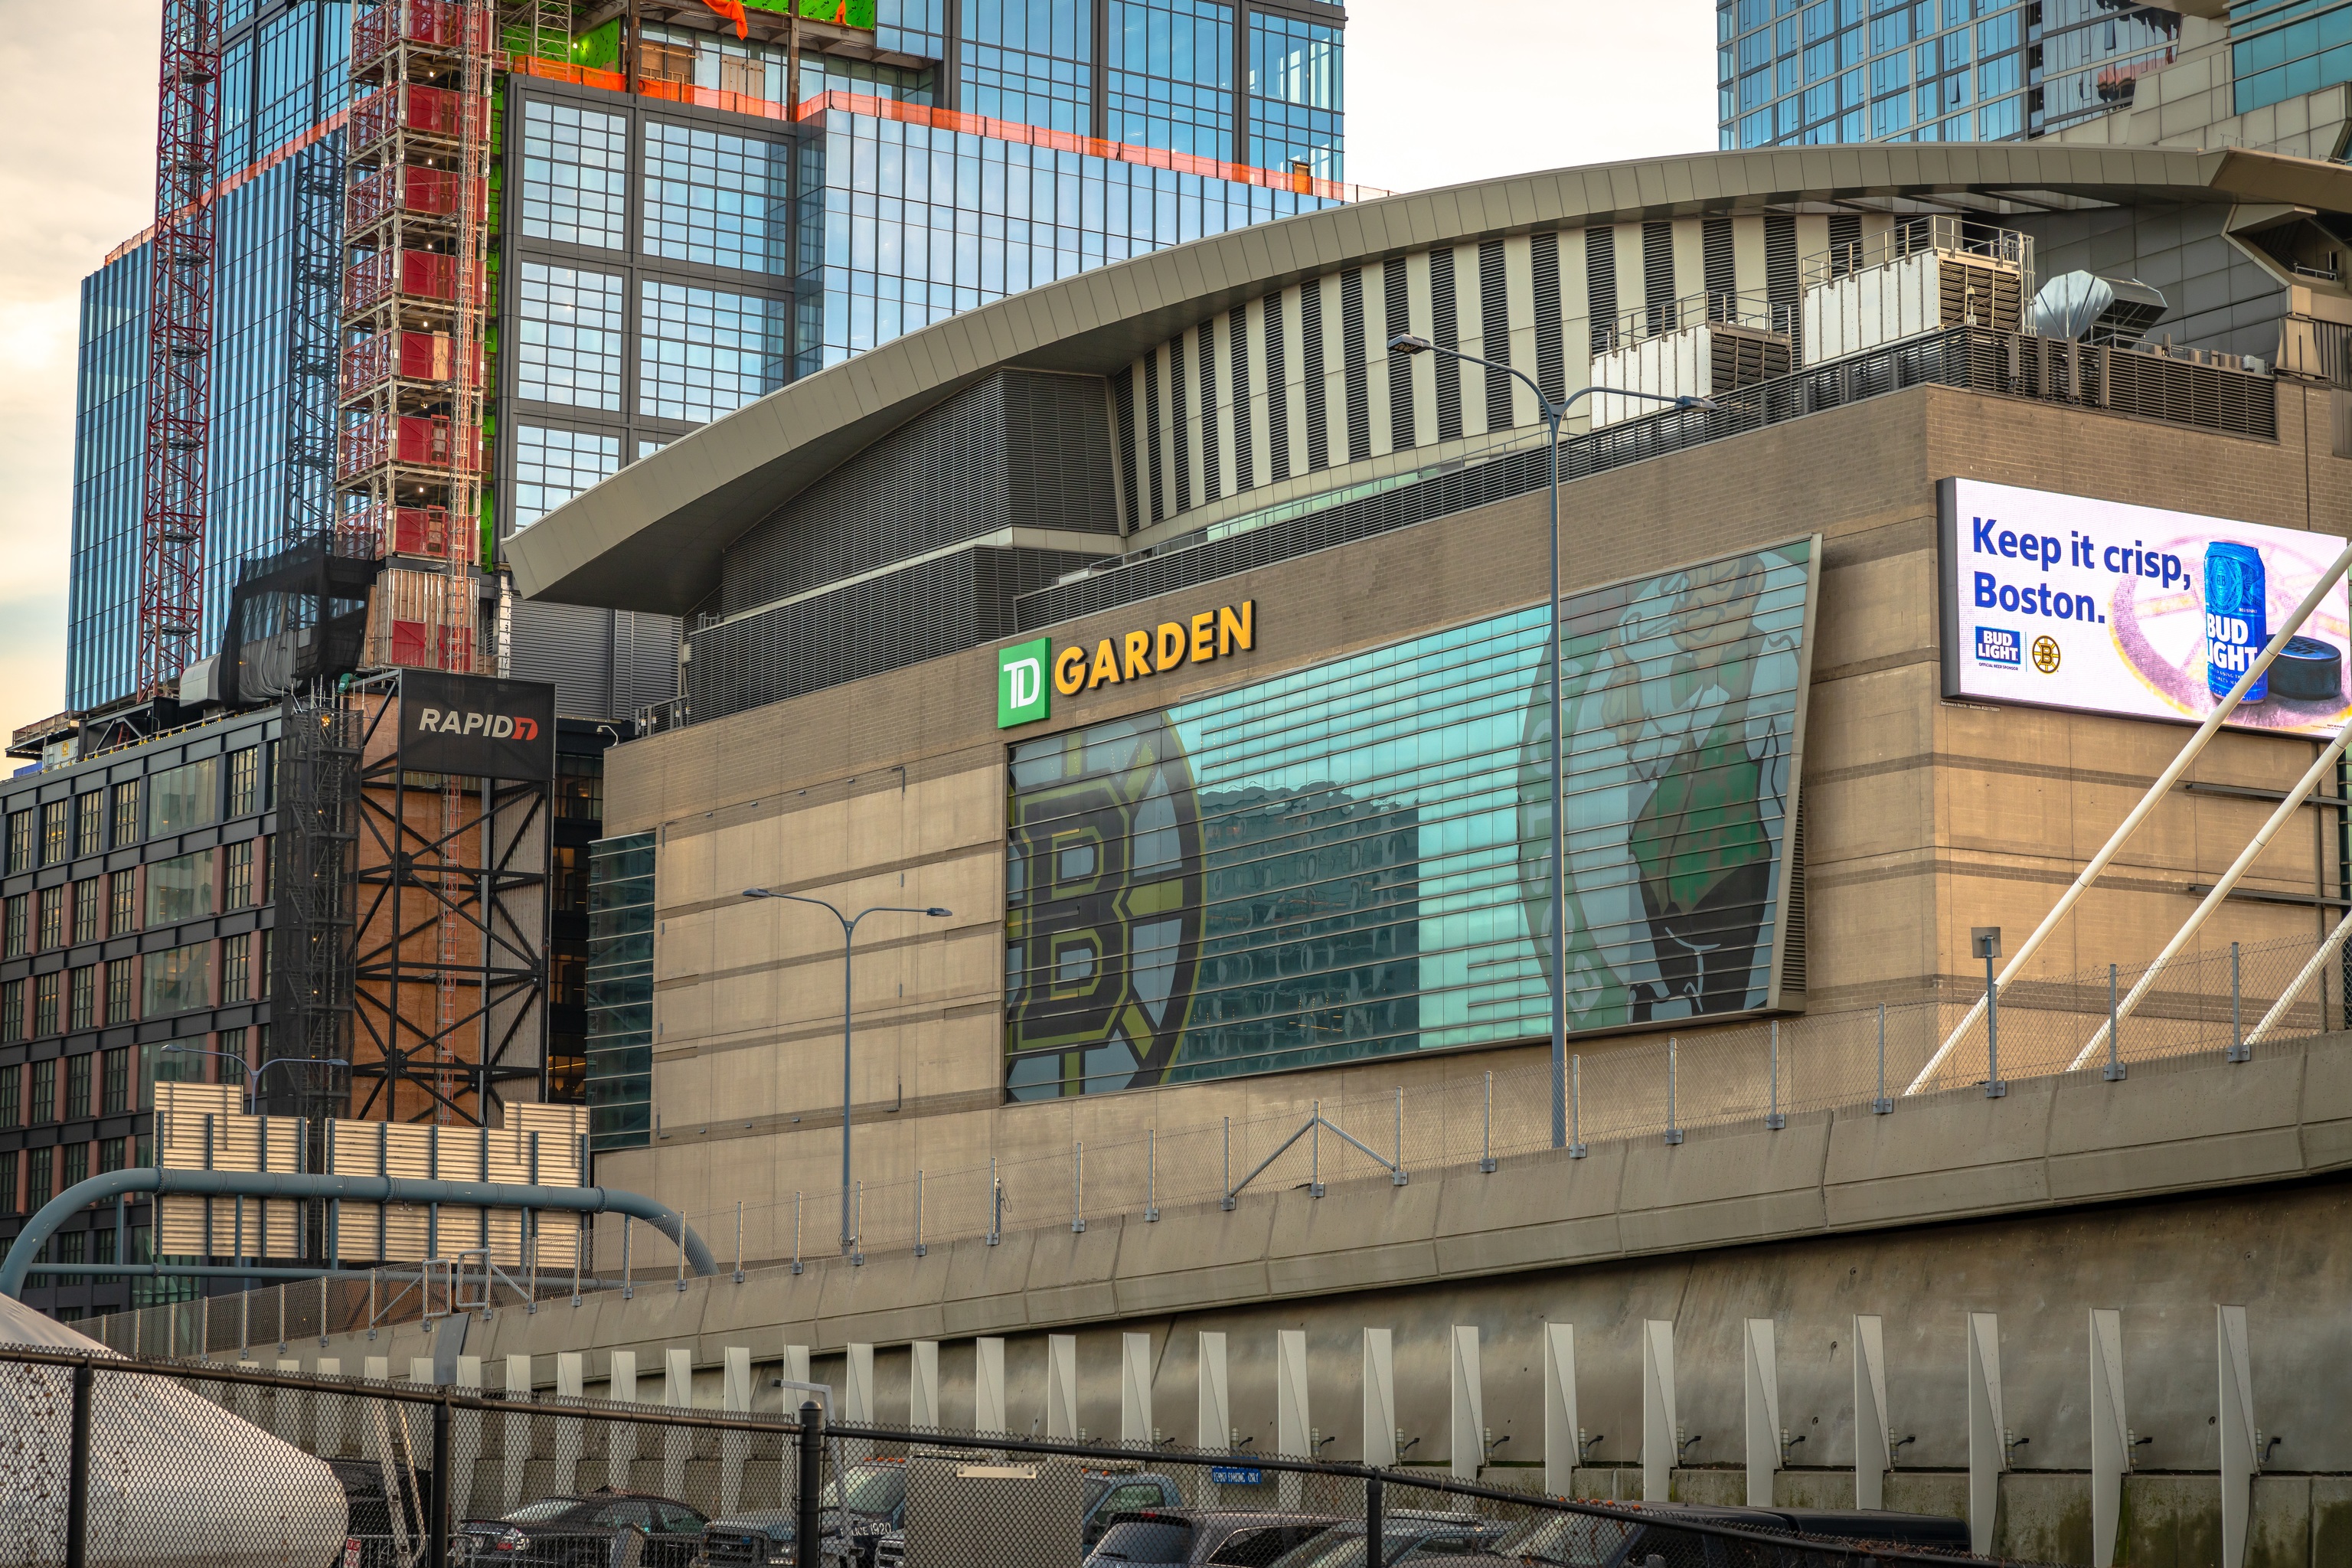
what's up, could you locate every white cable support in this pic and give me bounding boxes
[2069,710,2352,1069]
[1906,539,2352,1096]
[2245,902,2352,1048]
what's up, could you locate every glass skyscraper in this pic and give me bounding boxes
[1717,0,2184,151]
[65,0,1351,724]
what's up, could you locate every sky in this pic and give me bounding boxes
[0,0,1717,737]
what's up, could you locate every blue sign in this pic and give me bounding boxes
[1975,625,2021,668]
[1210,1466,1263,1485]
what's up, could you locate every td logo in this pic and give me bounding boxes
[998,637,1050,728]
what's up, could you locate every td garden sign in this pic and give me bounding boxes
[998,600,1256,727]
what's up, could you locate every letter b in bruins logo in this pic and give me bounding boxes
[2031,635,2061,675]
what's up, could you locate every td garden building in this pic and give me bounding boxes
[512,144,2352,1253]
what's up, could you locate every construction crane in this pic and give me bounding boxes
[137,0,223,697]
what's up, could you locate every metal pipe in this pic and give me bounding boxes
[1,1168,717,1298]
[1916,538,2352,1093]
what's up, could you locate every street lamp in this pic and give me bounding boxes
[161,1044,351,1115]
[741,887,952,1254]
[1387,331,1716,1149]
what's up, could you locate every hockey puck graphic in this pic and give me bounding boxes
[2269,635,2343,701]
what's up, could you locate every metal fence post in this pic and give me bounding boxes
[1664,1039,1684,1145]
[1364,1467,1383,1568]
[1479,1072,1497,1174]
[2229,940,2250,1062]
[1766,1020,1787,1130]
[1871,1003,1893,1113]
[65,1360,91,1568]
[2105,964,2126,1082]
[795,1401,825,1563]
[429,1393,452,1568]
[1570,1055,1586,1158]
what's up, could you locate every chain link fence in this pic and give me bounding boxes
[0,1345,2073,1568]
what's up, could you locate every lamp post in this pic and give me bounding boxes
[1387,332,1714,1148]
[161,1044,351,1115]
[741,888,952,1253]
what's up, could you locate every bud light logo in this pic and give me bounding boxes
[1975,626,2021,668]
[415,707,540,740]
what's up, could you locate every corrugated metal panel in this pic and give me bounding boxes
[154,1083,305,1257]
[508,599,616,719]
[322,1107,584,1266]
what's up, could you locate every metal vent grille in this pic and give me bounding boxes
[686,545,1103,724]
[1779,803,1806,998]
[1144,349,1167,522]
[1532,230,1565,407]
[1586,227,1615,354]
[1171,333,1194,514]
[1703,217,1735,302]
[1302,278,1330,473]
[1828,213,1862,278]
[1385,259,1416,451]
[1642,220,1675,336]
[1431,247,1462,444]
[1197,322,1222,505]
[1766,214,1800,367]
[1112,367,1140,531]
[1015,327,2278,633]
[718,371,1115,618]
[1480,238,1513,432]
[1265,292,1291,484]
[1230,310,1256,492]
[1342,268,1370,464]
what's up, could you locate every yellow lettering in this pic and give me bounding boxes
[1053,645,1087,696]
[1190,611,1216,663]
[1089,639,1121,688]
[1155,622,1187,671]
[1122,630,1152,681]
[1218,599,1255,656]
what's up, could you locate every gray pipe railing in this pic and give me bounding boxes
[0,1168,716,1298]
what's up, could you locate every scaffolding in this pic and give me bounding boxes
[268,691,362,1127]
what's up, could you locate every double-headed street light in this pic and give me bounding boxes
[741,887,952,1253]
[162,1044,351,1116]
[1387,332,1715,1149]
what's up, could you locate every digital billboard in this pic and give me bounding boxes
[1003,539,1820,1099]
[1939,479,2352,736]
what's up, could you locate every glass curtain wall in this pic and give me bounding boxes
[1109,0,1234,160]
[1247,9,1343,179]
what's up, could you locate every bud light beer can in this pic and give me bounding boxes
[2206,541,2269,701]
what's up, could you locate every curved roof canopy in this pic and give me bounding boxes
[509,142,2352,616]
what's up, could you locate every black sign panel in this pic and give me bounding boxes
[399,671,557,780]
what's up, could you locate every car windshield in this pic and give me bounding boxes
[1501,1514,1644,1567]
[820,1465,906,1517]
[1089,1520,1195,1563]
[1272,1524,1502,1568]
[1208,1523,1334,1566]
[502,1498,598,1525]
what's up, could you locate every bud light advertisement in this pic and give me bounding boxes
[1938,479,2351,734]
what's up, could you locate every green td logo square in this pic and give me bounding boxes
[998,637,1051,728]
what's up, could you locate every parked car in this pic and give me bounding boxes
[1084,1508,1342,1566]
[455,1488,708,1568]
[697,1459,910,1568]
[1501,1503,1973,1566]
[323,1456,432,1568]
[869,1464,1186,1567]
[1261,1512,1516,1568]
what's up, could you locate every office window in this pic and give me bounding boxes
[68,967,94,1034]
[41,799,68,866]
[521,98,629,250]
[105,959,133,1025]
[258,938,273,1002]
[556,753,605,822]
[36,887,61,951]
[30,1059,55,1123]
[145,849,217,926]
[513,426,622,531]
[109,871,136,936]
[961,0,1092,135]
[0,1156,14,1216]
[219,1025,250,1086]
[24,1147,49,1211]
[5,809,30,872]
[74,794,103,858]
[139,1040,207,1106]
[224,841,254,910]
[643,119,791,275]
[60,1145,87,1200]
[2,894,21,957]
[227,746,260,817]
[0,979,17,1044]
[112,781,139,847]
[221,933,251,1005]
[102,1047,128,1116]
[1248,10,1341,178]
[145,758,220,838]
[1109,0,1233,162]
[99,1136,126,1175]
[517,262,626,411]
[65,1052,90,1120]
[639,279,789,423]
[72,878,98,946]
[142,942,211,1018]
[0,1064,17,1127]
[33,974,58,1037]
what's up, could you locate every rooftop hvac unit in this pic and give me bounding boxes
[2031,270,2169,345]
[1591,292,1792,429]
[1802,216,2031,363]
